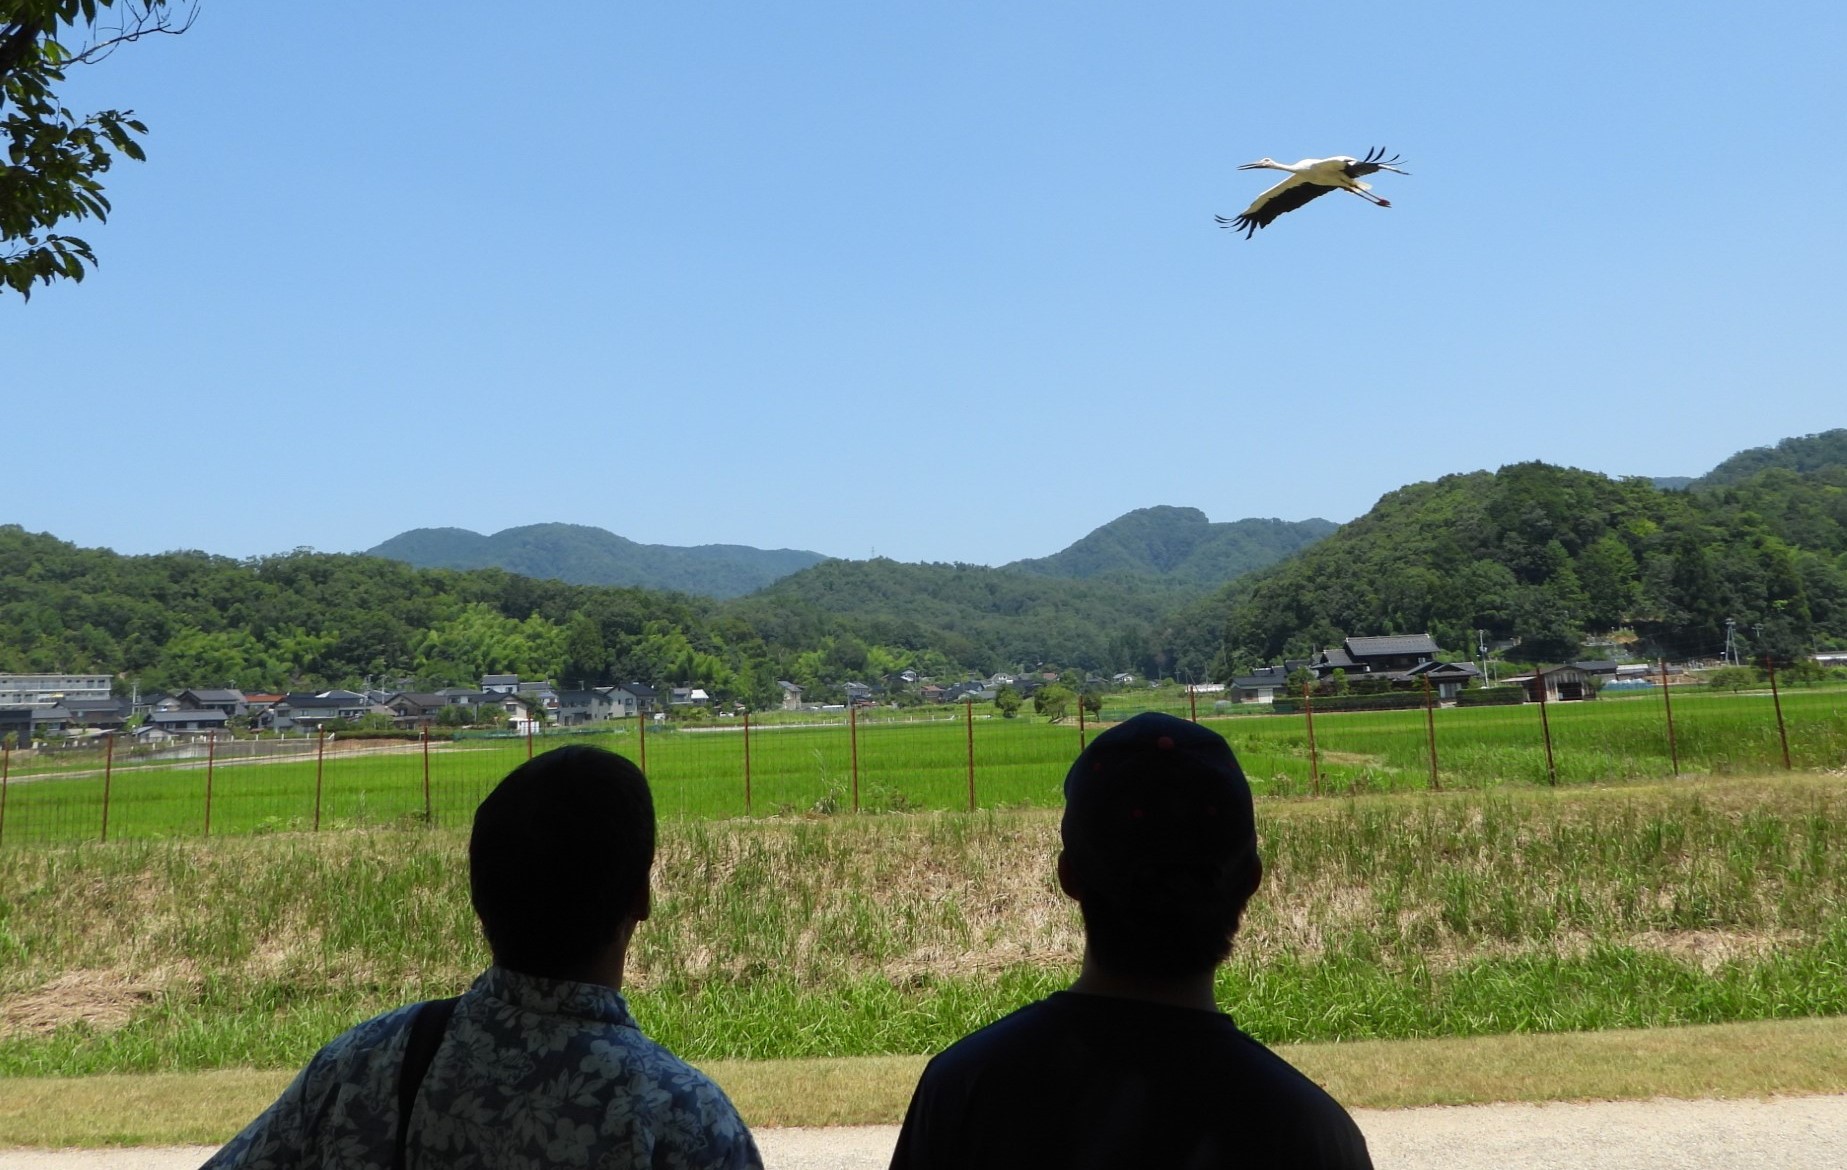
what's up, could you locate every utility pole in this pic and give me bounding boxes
[1724,617,1737,666]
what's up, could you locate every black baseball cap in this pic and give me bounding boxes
[1061,713,1257,905]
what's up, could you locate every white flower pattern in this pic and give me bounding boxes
[202,967,761,1170]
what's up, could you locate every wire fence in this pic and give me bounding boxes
[0,674,1843,847]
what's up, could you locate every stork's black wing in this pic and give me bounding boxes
[1342,146,1407,178]
[1216,181,1338,238]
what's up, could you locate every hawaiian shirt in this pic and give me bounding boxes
[202,966,761,1170]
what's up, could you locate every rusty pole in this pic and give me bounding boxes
[1303,681,1321,797]
[526,714,534,760]
[204,731,217,837]
[1765,656,1792,770]
[743,709,753,816]
[100,733,115,842]
[1422,676,1440,791]
[1077,691,1087,751]
[313,728,326,830]
[849,704,860,813]
[638,711,648,773]
[421,726,433,821]
[1188,685,1198,723]
[1536,670,1558,786]
[0,745,10,847]
[1659,659,1679,776]
[965,699,976,812]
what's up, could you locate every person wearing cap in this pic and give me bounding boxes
[888,712,1372,1169]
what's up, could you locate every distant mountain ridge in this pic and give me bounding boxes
[1693,429,1847,488]
[1005,506,1337,584]
[365,523,828,598]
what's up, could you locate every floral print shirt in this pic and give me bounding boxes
[202,967,761,1170]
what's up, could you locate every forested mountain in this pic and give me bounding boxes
[1171,460,1847,678]
[8,435,1845,706]
[1693,429,1847,489]
[367,523,827,598]
[1005,507,1336,584]
[734,558,1190,675]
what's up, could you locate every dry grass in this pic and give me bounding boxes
[1,773,1843,1069]
[4,1017,1846,1148]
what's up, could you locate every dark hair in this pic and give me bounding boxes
[1071,856,1260,978]
[469,745,655,979]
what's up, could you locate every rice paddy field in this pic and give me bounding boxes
[0,774,1843,1077]
[0,686,1842,844]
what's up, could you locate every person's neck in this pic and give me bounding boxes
[1067,949,1220,1014]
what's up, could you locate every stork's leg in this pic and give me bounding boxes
[1342,186,1392,208]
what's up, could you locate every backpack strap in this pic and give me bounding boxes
[393,996,460,1170]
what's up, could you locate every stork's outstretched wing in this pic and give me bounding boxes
[1343,146,1409,178]
[1216,176,1339,238]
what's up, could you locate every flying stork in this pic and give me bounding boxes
[1217,148,1409,239]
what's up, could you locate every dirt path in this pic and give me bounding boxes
[5,1095,1843,1168]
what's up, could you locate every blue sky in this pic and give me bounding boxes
[7,1,1844,566]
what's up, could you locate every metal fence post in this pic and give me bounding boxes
[1659,659,1679,775]
[100,733,115,842]
[638,712,647,773]
[1302,681,1321,797]
[204,731,216,837]
[743,709,753,816]
[965,699,976,812]
[0,745,9,847]
[313,728,326,830]
[849,704,860,813]
[421,726,433,821]
[1536,670,1558,785]
[1765,656,1792,769]
[1422,676,1440,791]
[526,716,534,760]
[1188,686,1199,723]
[1077,692,1087,751]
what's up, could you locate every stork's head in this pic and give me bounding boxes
[1238,157,1281,171]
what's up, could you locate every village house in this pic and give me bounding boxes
[777,681,804,711]
[178,688,247,717]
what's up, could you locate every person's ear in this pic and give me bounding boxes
[631,882,652,924]
[1239,853,1264,901]
[1056,851,1082,901]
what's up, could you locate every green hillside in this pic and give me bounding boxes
[1005,507,1336,584]
[1693,429,1847,489]
[366,523,827,598]
[1175,460,1847,677]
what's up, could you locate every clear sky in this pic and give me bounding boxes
[6,1,1844,566]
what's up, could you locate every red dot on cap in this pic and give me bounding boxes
[1131,807,1144,818]
[1156,736,1175,749]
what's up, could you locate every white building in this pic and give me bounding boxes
[0,673,112,708]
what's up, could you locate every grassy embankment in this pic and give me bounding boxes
[1,687,1842,843]
[2,775,1842,1073]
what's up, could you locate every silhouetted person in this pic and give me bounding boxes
[889,712,1371,1169]
[206,745,761,1169]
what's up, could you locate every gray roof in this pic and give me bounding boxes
[1346,634,1440,658]
[1572,660,1620,673]
[1318,648,1358,669]
[389,693,450,708]
[149,708,230,725]
[1234,667,1292,687]
[181,688,245,703]
[558,690,609,705]
[482,674,520,686]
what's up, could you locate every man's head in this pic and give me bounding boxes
[469,745,656,980]
[1060,713,1262,979]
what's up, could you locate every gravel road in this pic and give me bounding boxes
[4,1095,1843,1169]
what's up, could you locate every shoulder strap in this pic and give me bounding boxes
[393,996,460,1170]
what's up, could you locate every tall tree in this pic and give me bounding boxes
[2,1,191,299]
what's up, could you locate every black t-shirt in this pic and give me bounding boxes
[889,991,1373,1170]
